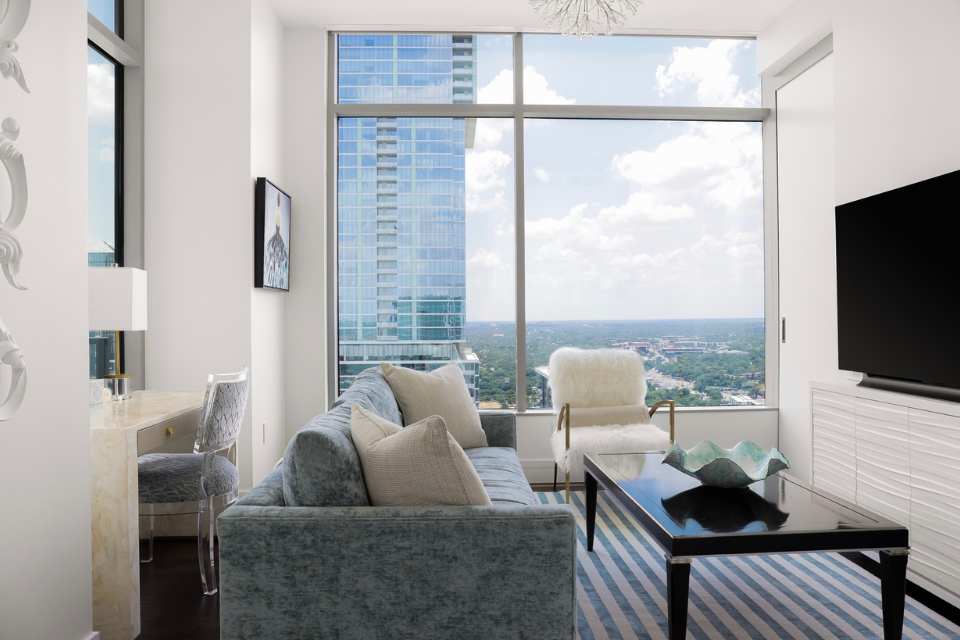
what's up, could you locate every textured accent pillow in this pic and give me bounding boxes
[380,362,488,449]
[350,405,491,506]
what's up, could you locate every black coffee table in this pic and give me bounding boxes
[584,452,909,640]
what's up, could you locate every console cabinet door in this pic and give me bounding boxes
[811,390,856,502]
[854,399,910,526]
[908,408,960,596]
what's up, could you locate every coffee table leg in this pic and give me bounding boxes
[585,470,598,552]
[880,549,908,640]
[666,555,691,640]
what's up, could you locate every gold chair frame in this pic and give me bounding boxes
[553,400,676,502]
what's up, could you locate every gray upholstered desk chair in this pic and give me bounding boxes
[138,368,249,596]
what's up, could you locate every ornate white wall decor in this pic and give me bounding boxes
[0,0,30,421]
[0,0,30,92]
[0,315,26,420]
[0,117,26,290]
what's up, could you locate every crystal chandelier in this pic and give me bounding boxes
[530,0,643,36]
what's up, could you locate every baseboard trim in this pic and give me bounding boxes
[840,552,960,626]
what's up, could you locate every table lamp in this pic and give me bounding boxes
[89,266,148,400]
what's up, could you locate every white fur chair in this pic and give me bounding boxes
[548,347,675,499]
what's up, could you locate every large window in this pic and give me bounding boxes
[332,33,767,410]
[87,20,124,377]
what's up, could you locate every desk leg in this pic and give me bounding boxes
[667,555,691,640]
[91,428,141,640]
[880,549,908,640]
[585,471,598,552]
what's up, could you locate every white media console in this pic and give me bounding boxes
[811,381,960,608]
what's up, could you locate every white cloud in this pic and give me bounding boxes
[87,62,115,124]
[468,249,506,270]
[611,122,761,212]
[655,40,757,107]
[533,167,551,183]
[474,119,508,149]
[478,66,575,105]
[467,149,511,193]
[495,222,515,237]
[598,192,694,224]
[466,148,511,214]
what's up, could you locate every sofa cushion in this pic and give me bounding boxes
[466,447,537,506]
[331,366,402,426]
[351,405,490,506]
[380,362,488,449]
[282,404,370,507]
[283,367,403,507]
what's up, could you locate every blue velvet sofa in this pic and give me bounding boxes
[218,367,576,639]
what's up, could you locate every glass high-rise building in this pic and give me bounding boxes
[336,34,480,398]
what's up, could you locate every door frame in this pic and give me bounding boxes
[760,34,834,418]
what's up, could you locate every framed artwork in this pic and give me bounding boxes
[254,177,291,291]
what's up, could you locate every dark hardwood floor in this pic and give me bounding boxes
[139,538,219,640]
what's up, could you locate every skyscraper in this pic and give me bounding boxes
[336,34,480,398]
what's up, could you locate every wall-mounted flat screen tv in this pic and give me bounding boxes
[836,169,960,394]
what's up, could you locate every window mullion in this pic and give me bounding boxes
[513,32,527,412]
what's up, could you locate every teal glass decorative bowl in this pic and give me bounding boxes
[662,441,790,488]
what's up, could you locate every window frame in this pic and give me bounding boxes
[87,2,143,379]
[326,31,774,412]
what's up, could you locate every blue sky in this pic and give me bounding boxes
[87,46,116,254]
[464,35,762,322]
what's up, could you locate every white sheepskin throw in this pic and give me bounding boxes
[548,347,647,410]
[551,424,670,480]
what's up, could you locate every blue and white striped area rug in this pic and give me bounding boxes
[536,490,960,640]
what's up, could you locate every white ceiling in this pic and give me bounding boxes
[271,0,793,36]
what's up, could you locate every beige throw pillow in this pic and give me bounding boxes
[380,362,488,449]
[350,405,491,507]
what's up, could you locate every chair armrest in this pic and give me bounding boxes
[480,412,516,449]
[218,503,575,639]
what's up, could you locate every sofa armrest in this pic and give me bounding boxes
[218,503,575,640]
[479,412,516,449]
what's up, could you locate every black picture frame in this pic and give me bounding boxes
[254,177,292,291]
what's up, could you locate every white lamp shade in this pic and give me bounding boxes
[89,267,148,331]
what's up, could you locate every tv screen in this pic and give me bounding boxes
[836,169,960,390]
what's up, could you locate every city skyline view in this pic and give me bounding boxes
[335,33,765,407]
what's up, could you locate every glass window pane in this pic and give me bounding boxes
[88,45,120,377]
[524,120,764,409]
[522,34,759,107]
[337,117,516,408]
[88,0,119,34]
[337,33,513,104]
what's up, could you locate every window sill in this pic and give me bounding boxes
[483,405,777,417]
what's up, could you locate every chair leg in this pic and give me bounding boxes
[552,463,558,492]
[565,470,571,504]
[197,496,218,596]
[141,512,155,564]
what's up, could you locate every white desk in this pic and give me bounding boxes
[90,391,204,640]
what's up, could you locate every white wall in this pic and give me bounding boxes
[146,0,292,489]
[761,0,960,205]
[282,28,328,440]
[146,0,258,489]
[761,0,960,481]
[250,0,288,482]
[832,0,960,205]
[0,2,93,638]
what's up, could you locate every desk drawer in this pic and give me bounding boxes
[136,408,200,454]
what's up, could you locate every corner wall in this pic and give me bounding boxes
[250,0,288,480]
[282,29,328,438]
[145,0,288,489]
[760,0,960,205]
[0,2,93,637]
